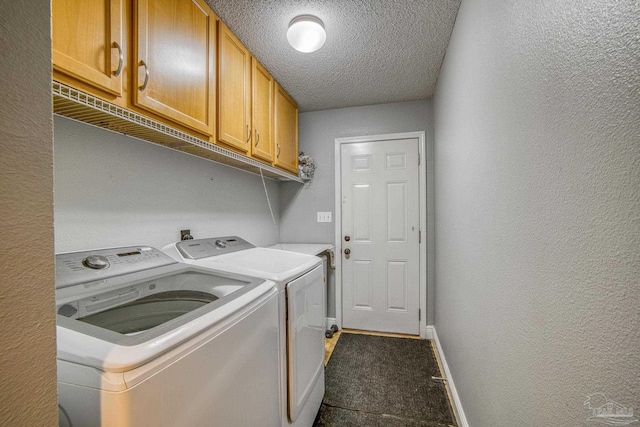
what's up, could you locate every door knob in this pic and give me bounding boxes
[344,235,350,242]
[344,248,351,255]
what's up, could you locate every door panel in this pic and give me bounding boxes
[353,260,373,309]
[387,181,408,242]
[251,59,274,162]
[218,23,251,152]
[134,0,215,135]
[352,184,373,242]
[341,138,420,335]
[387,261,408,310]
[352,154,372,171]
[53,0,123,96]
[274,83,299,173]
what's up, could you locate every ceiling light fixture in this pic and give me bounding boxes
[287,15,326,53]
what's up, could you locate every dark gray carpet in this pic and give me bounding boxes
[314,405,454,427]
[315,333,457,427]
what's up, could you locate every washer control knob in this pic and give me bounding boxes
[82,255,110,270]
[215,239,227,249]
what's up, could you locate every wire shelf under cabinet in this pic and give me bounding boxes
[52,81,303,183]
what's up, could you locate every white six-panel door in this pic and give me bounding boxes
[340,137,420,335]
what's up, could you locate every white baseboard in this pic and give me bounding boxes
[425,325,435,339]
[326,317,337,330]
[428,325,469,427]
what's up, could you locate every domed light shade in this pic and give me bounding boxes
[287,15,326,53]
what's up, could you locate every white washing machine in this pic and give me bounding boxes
[163,237,325,427]
[55,245,281,427]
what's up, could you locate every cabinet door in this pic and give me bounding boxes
[218,22,251,153]
[251,58,274,162]
[53,0,124,96]
[274,83,299,174]
[134,0,216,136]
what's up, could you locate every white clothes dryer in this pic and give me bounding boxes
[56,245,281,427]
[163,237,325,427]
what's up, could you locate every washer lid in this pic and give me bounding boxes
[186,247,322,283]
[55,255,276,372]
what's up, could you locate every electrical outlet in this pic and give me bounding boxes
[180,229,193,240]
[317,212,332,223]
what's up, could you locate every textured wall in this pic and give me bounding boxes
[0,1,58,425]
[54,117,282,252]
[433,0,640,425]
[279,100,434,322]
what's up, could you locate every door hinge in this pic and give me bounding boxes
[419,231,421,244]
[419,308,421,321]
[418,156,421,165]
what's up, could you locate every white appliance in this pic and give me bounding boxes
[55,245,281,427]
[163,237,326,427]
[269,244,336,334]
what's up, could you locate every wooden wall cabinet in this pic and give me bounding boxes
[134,0,216,136]
[217,22,251,153]
[52,0,124,97]
[273,83,299,174]
[52,0,301,179]
[251,58,274,163]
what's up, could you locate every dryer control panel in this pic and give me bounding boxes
[56,246,176,289]
[176,236,255,260]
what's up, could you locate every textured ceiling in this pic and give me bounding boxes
[205,0,461,112]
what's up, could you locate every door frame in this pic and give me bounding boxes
[334,131,429,338]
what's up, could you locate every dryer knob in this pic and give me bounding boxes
[215,239,227,249]
[82,255,110,270]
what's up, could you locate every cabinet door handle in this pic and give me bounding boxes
[277,143,280,158]
[255,130,260,147]
[112,42,123,77]
[246,125,251,143]
[139,60,149,92]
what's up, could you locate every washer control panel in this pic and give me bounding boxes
[56,246,176,289]
[177,236,254,260]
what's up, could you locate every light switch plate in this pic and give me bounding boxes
[317,212,332,223]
